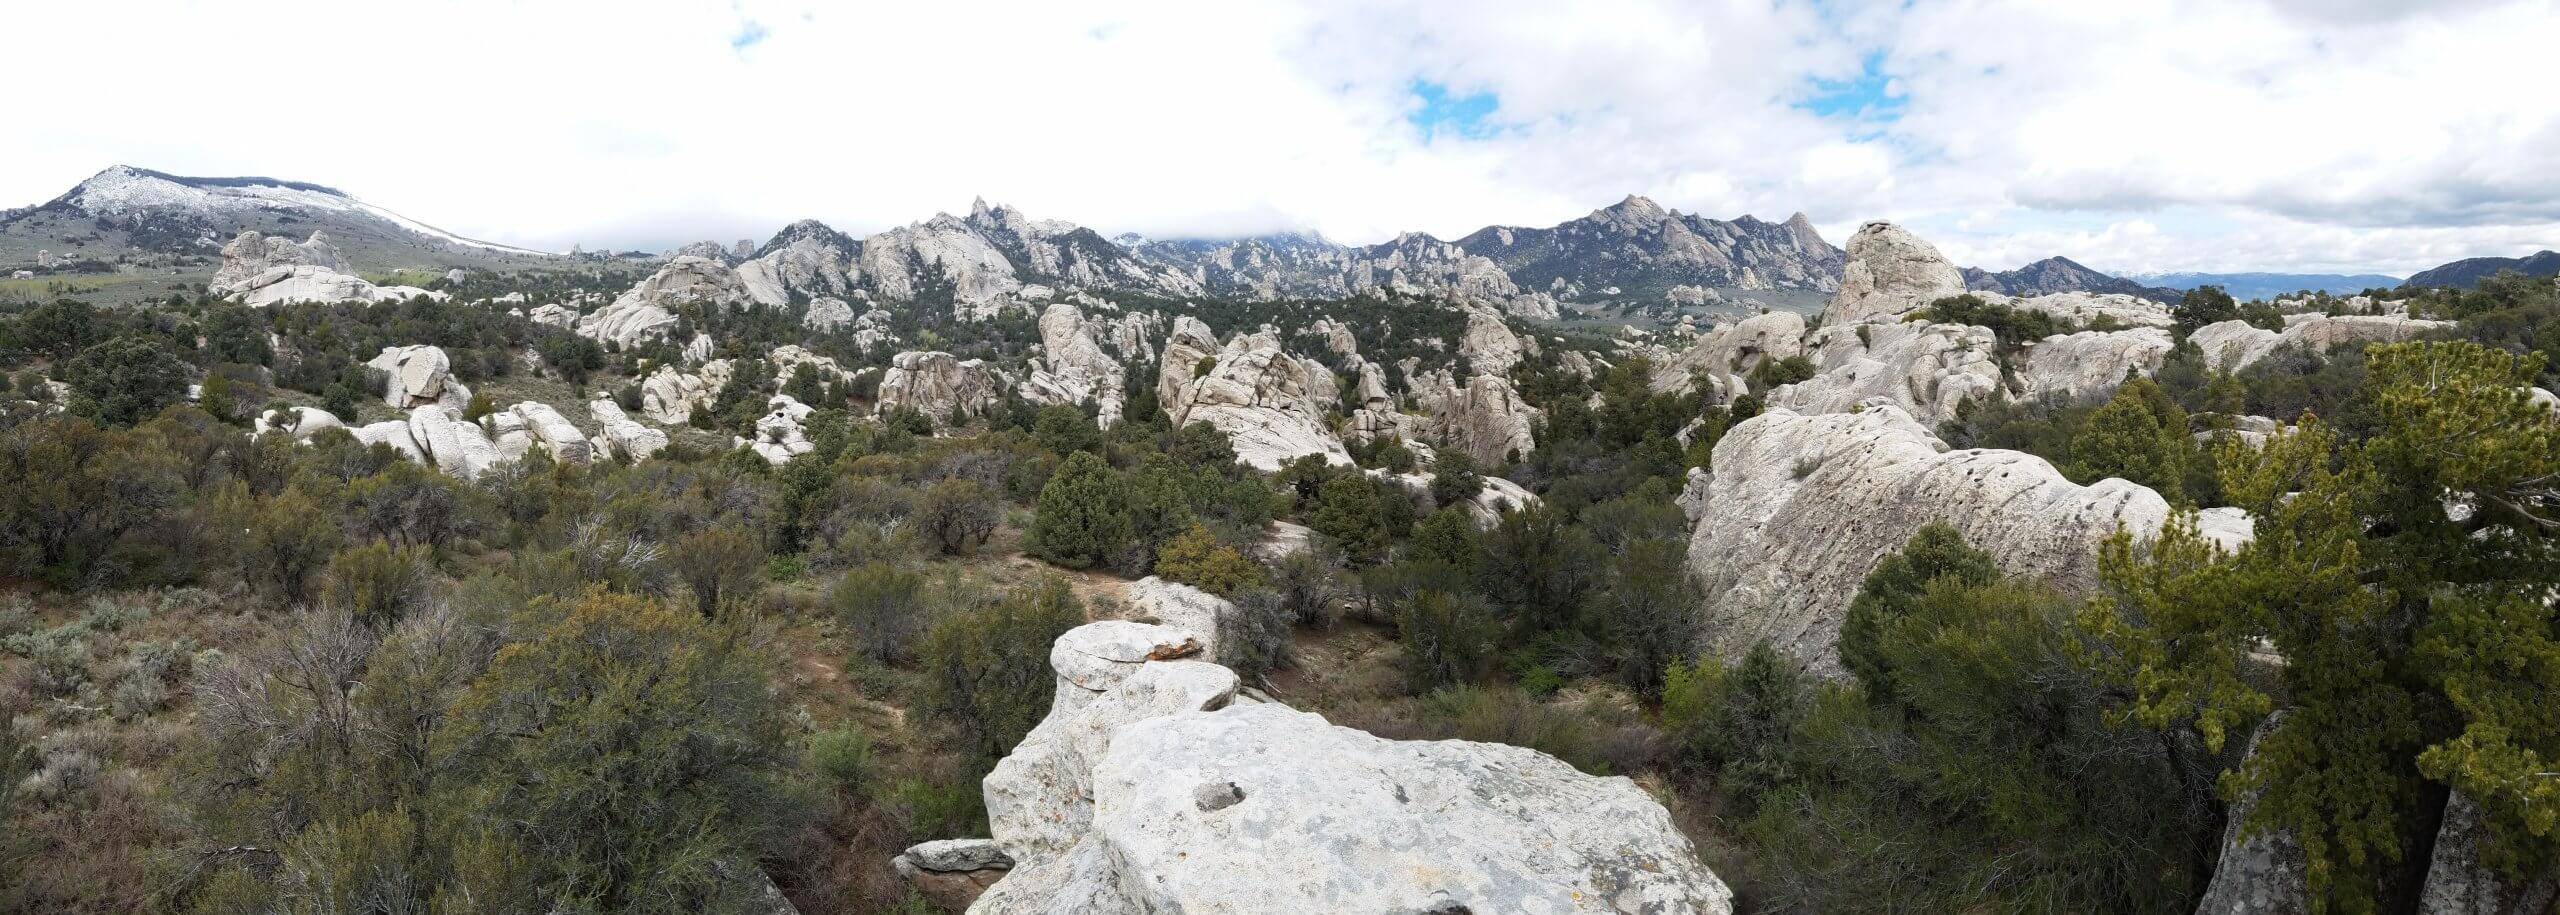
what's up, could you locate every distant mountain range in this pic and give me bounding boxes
[2131,271,2403,301]
[7,165,2545,314]
[2399,251,2559,290]
[1964,257,2180,303]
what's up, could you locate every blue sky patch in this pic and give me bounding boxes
[1797,52,1905,122]
[730,20,770,52]
[1408,80,1501,140]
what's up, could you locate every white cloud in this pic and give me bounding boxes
[2,0,2552,273]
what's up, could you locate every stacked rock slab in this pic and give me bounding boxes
[586,398,667,461]
[1768,320,2002,427]
[1823,221,1969,324]
[953,612,1733,913]
[1686,403,2253,677]
[2190,313,2454,373]
[365,345,468,410]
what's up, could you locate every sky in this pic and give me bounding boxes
[6,0,2557,276]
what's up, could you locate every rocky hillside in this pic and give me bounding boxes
[1961,255,2179,302]
[2401,249,2560,289]
[0,166,559,275]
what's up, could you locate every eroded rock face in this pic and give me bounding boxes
[1998,290,2175,329]
[1413,371,1540,466]
[1686,404,2253,676]
[1155,316,1221,410]
[1650,309,1808,397]
[962,620,1732,915]
[2015,327,2175,401]
[1166,329,1351,472]
[1457,308,1529,376]
[2196,713,2306,915]
[860,214,1026,318]
[527,302,578,329]
[877,351,1006,429]
[2191,314,2454,372]
[1123,577,1240,665]
[579,256,747,348]
[1825,221,1968,324]
[1768,320,2002,427]
[1022,304,1126,429]
[736,220,858,309]
[253,406,343,440]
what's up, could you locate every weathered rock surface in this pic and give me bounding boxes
[352,420,426,462]
[743,394,815,464]
[1166,329,1350,472]
[963,620,1732,915]
[2418,791,2560,915]
[210,230,351,293]
[1768,320,2003,426]
[1824,221,1968,324]
[1687,404,2253,676]
[1154,316,1221,409]
[506,401,590,465]
[877,351,1006,429]
[1998,290,2175,329]
[405,405,505,479]
[527,302,578,328]
[1123,577,1240,665]
[2190,314,2454,373]
[227,265,433,307]
[2015,327,2175,401]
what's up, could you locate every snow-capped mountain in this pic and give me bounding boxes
[1,165,557,274]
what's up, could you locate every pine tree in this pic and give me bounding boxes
[1029,451,1131,569]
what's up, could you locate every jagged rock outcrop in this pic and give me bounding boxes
[1412,370,1540,466]
[1825,221,1968,324]
[1650,309,1808,397]
[638,360,733,425]
[2190,313,2454,373]
[1767,320,2002,426]
[1457,308,1529,376]
[1306,317,1360,356]
[364,345,469,410]
[960,618,1733,914]
[1166,329,1350,472]
[736,219,858,309]
[586,398,667,461]
[673,240,736,263]
[1154,316,1221,409]
[859,213,1027,318]
[579,256,748,348]
[1021,304,1126,428]
[1687,404,2253,676]
[2015,327,2175,401]
[876,351,1006,429]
